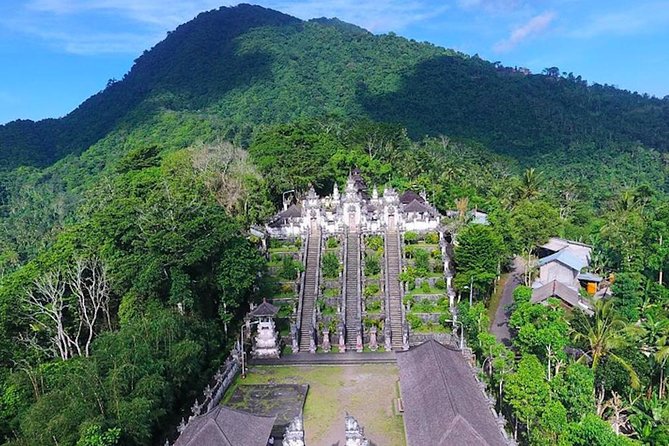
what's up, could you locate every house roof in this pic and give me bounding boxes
[531,280,593,315]
[267,204,302,228]
[400,190,424,204]
[540,237,592,252]
[538,249,587,272]
[249,299,279,318]
[397,340,507,446]
[174,406,276,446]
[403,199,434,214]
[577,272,603,283]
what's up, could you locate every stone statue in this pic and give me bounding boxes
[283,414,305,446]
[338,323,346,353]
[309,336,316,354]
[356,333,363,353]
[322,329,331,352]
[369,326,378,351]
[291,323,299,354]
[345,414,369,446]
[383,321,392,351]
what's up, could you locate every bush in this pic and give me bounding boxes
[425,232,440,244]
[326,237,339,249]
[365,254,381,276]
[407,313,423,330]
[435,278,446,289]
[280,256,300,280]
[430,249,442,260]
[413,298,435,312]
[366,235,384,252]
[322,252,340,278]
[414,249,430,276]
[513,285,532,304]
[366,299,382,312]
[364,283,380,297]
[404,231,418,244]
[420,281,431,293]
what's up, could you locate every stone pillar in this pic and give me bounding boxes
[356,333,363,353]
[369,326,378,351]
[338,324,346,353]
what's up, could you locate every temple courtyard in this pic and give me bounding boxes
[225,364,405,446]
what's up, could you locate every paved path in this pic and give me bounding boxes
[491,257,523,346]
[249,351,397,366]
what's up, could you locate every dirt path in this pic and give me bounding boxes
[490,257,523,346]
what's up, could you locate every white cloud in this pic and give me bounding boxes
[493,11,556,52]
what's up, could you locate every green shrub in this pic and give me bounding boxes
[280,256,301,280]
[364,283,381,297]
[270,253,282,263]
[366,299,382,312]
[430,249,442,260]
[433,262,444,273]
[404,231,418,244]
[425,232,440,244]
[365,254,381,276]
[420,281,431,293]
[322,252,340,278]
[366,235,384,251]
[513,285,532,304]
[326,237,339,249]
[407,313,422,330]
[413,298,435,312]
[414,249,430,276]
[435,278,446,289]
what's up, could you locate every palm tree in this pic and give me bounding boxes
[637,315,669,397]
[571,299,640,388]
[517,168,543,201]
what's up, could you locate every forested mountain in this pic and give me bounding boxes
[1,3,668,170]
[1,4,668,446]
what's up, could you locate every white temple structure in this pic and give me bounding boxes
[267,169,442,238]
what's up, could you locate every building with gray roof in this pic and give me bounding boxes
[397,340,509,446]
[174,406,276,446]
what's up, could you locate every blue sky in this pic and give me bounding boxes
[1,0,668,124]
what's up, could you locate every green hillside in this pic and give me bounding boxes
[2,3,668,170]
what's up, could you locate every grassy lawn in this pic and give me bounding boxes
[487,273,509,325]
[235,364,405,446]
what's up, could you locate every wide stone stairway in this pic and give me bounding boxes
[385,231,405,350]
[344,232,362,350]
[299,230,321,352]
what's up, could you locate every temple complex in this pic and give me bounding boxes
[266,169,451,352]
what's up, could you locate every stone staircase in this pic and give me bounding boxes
[344,232,361,350]
[385,230,405,350]
[299,231,321,352]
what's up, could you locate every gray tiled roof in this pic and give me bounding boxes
[400,190,424,204]
[249,300,279,317]
[531,280,593,315]
[397,340,507,446]
[174,406,275,446]
[403,199,433,214]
